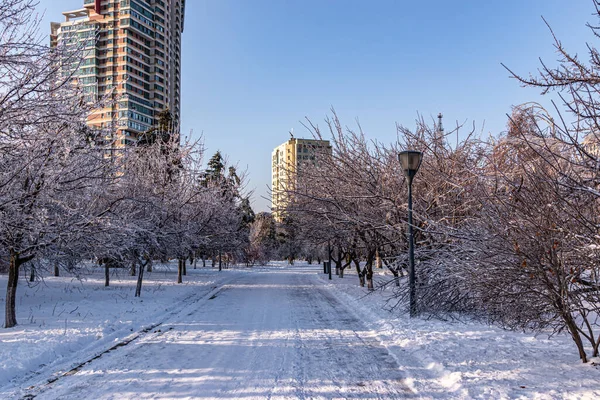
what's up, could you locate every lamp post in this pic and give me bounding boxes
[328,239,332,280]
[398,150,423,317]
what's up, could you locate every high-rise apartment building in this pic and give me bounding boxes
[51,0,185,146]
[271,137,331,222]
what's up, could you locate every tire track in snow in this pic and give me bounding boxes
[22,268,415,399]
[18,273,242,400]
[286,272,414,399]
[317,275,424,397]
[308,275,416,398]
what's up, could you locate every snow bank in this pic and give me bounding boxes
[317,267,600,399]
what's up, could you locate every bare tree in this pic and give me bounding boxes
[245,212,277,266]
[469,106,600,363]
[496,2,600,362]
[0,1,120,327]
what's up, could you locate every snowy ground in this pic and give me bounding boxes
[319,267,600,399]
[0,262,598,399]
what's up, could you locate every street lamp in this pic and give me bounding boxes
[328,239,332,280]
[398,150,423,317]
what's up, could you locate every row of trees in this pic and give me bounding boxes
[278,7,600,363]
[244,211,323,266]
[284,108,599,364]
[0,1,251,328]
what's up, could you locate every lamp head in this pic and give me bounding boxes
[398,150,423,179]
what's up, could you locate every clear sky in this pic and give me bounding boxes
[37,0,594,212]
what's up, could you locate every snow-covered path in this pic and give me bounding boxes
[32,267,412,399]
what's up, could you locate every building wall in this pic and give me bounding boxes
[271,138,331,222]
[51,0,185,147]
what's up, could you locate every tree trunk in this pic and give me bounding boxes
[135,259,146,297]
[392,269,400,287]
[334,247,342,275]
[54,262,59,277]
[147,260,153,272]
[5,251,20,328]
[366,273,374,290]
[564,312,588,363]
[354,260,365,287]
[29,266,35,282]
[366,260,374,291]
[130,261,136,276]
[383,258,402,287]
[177,259,183,284]
[339,259,351,279]
[202,255,206,267]
[105,261,110,287]
[363,249,376,290]
[182,258,187,276]
[218,250,222,271]
[376,249,383,269]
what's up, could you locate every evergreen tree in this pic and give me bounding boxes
[238,197,255,227]
[206,151,225,181]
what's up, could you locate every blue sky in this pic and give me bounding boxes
[38,1,594,212]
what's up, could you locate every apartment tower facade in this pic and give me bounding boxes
[271,138,331,222]
[51,0,185,146]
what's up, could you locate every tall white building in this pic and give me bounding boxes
[51,0,185,146]
[271,138,331,222]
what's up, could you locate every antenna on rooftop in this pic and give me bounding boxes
[289,128,294,139]
[433,113,445,153]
